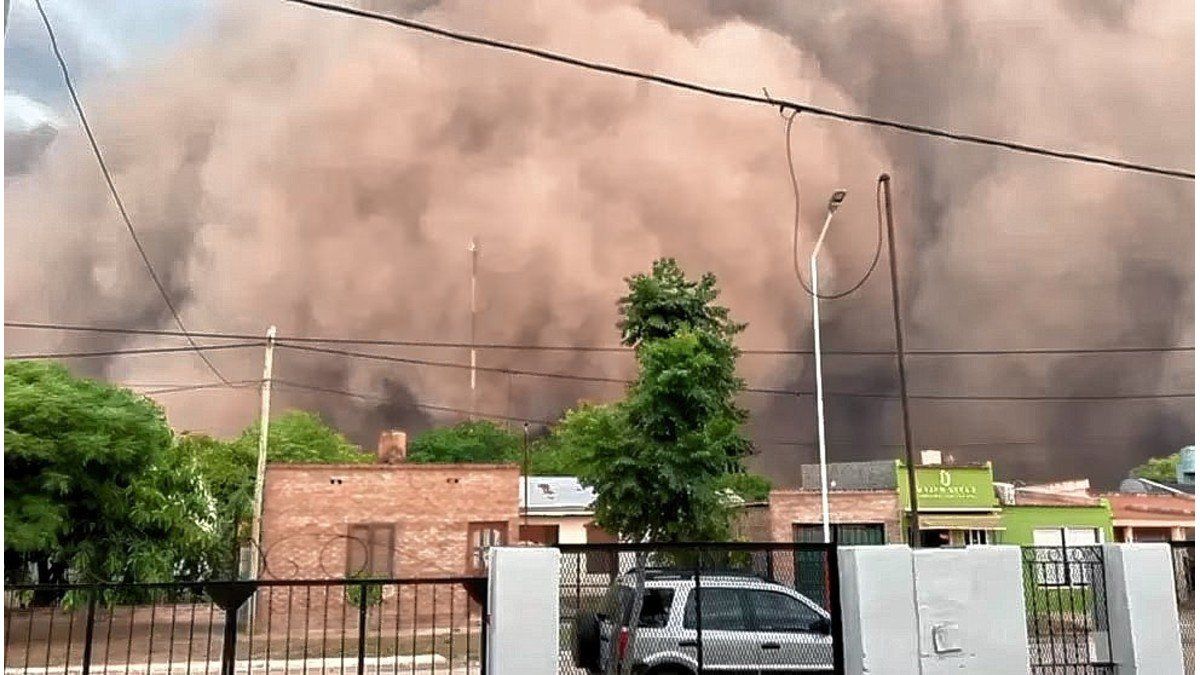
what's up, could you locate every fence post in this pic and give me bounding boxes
[693,545,703,674]
[204,581,257,675]
[356,581,368,675]
[826,543,845,674]
[479,577,489,675]
[80,591,97,675]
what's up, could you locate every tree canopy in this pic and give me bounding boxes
[4,361,216,584]
[407,420,520,464]
[579,258,760,542]
[1129,451,1181,483]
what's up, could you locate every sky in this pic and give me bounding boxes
[3,0,1194,488]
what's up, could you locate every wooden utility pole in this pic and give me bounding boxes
[880,175,921,547]
[247,326,277,579]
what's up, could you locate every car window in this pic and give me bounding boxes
[616,587,675,628]
[749,590,825,633]
[682,588,750,630]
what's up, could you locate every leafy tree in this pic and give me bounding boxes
[714,472,773,503]
[1130,452,1180,483]
[528,403,623,475]
[408,420,520,463]
[617,257,746,346]
[235,410,368,463]
[4,361,216,586]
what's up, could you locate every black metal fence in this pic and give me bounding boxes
[4,578,487,675]
[1021,546,1114,674]
[1170,541,1195,674]
[556,542,842,675]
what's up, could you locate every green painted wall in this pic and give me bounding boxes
[896,461,998,510]
[998,503,1114,545]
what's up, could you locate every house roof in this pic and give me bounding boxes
[1118,477,1195,495]
[519,476,597,515]
[1010,490,1105,507]
[1105,493,1195,524]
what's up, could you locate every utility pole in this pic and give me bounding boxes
[880,175,921,548]
[248,326,277,579]
[468,237,479,420]
[811,190,847,544]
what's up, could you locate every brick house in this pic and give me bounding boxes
[259,431,520,581]
[768,489,904,544]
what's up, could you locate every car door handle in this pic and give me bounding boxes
[761,642,782,650]
[678,640,698,648]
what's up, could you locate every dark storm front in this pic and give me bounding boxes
[556,542,843,674]
[3,578,488,675]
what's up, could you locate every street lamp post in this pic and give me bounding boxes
[811,189,847,544]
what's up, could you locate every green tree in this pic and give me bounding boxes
[580,258,753,543]
[530,403,624,475]
[713,472,773,503]
[4,361,216,585]
[617,257,746,346]
[1130,452,1180,482]
[407,420,521,463]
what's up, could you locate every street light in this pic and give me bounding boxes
[812,189,847,544]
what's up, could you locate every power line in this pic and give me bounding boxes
[5,342,262,360]
[7,322,1194,356]
[136,380,262,395]
[285,0,1194,181]
[273,379,556,425]
[31,0,234,386]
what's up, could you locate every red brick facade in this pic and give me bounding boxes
[768,489,903,543]
[260,463,520,580]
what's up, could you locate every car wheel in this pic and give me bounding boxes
[574,611,602,672]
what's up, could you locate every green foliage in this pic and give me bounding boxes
[529,403,622,475]
[408,420,521,464]
[4,361,216,584]
[580,258,753,543]
[1130,452,1180,482]
[345,571,385,607]
[714,472,773,503]
[235,410,368,464]
[617,258,745,347]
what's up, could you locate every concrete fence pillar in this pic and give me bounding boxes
[486,546,560,675]
[1102,543,1185,674]
[838,545,921,674]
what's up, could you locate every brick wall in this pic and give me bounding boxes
[261,463,520,581]
[768,489,903,543]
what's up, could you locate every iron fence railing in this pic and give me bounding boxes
[4,577,487,675]
[1170,541,1195,674]
[555,542,842,675]
[1021,545,1114,674]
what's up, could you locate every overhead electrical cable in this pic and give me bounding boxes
[285,0,1194,181]
[7,322,1193,356]
[32,0,235,386]
[5,342,262,360]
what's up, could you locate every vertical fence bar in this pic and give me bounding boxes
[80,591,97,675]
[478,580,488,675]
[693,545,703,675]
[339,585,347,675]
[356,582,368,675]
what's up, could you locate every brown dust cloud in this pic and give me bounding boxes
[5,0,1194,487]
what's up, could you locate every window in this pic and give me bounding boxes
[467,522,508,573]
[793,523,885,545]
[682,588,749,631]
[964,529,992,545]
[613,587,675,628]
[748,590,827,633]
[346,524,395,578]
[1032,528,1101,586]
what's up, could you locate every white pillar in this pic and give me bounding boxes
[1102,543,1185,674]
[487,547,560,675]
[838,545,920,674]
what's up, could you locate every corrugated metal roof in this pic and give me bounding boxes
[519,476,597,514]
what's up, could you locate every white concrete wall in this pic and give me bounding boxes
[487,547,560,675]
[838,545,1029,675]
[1102,543,1185,674]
